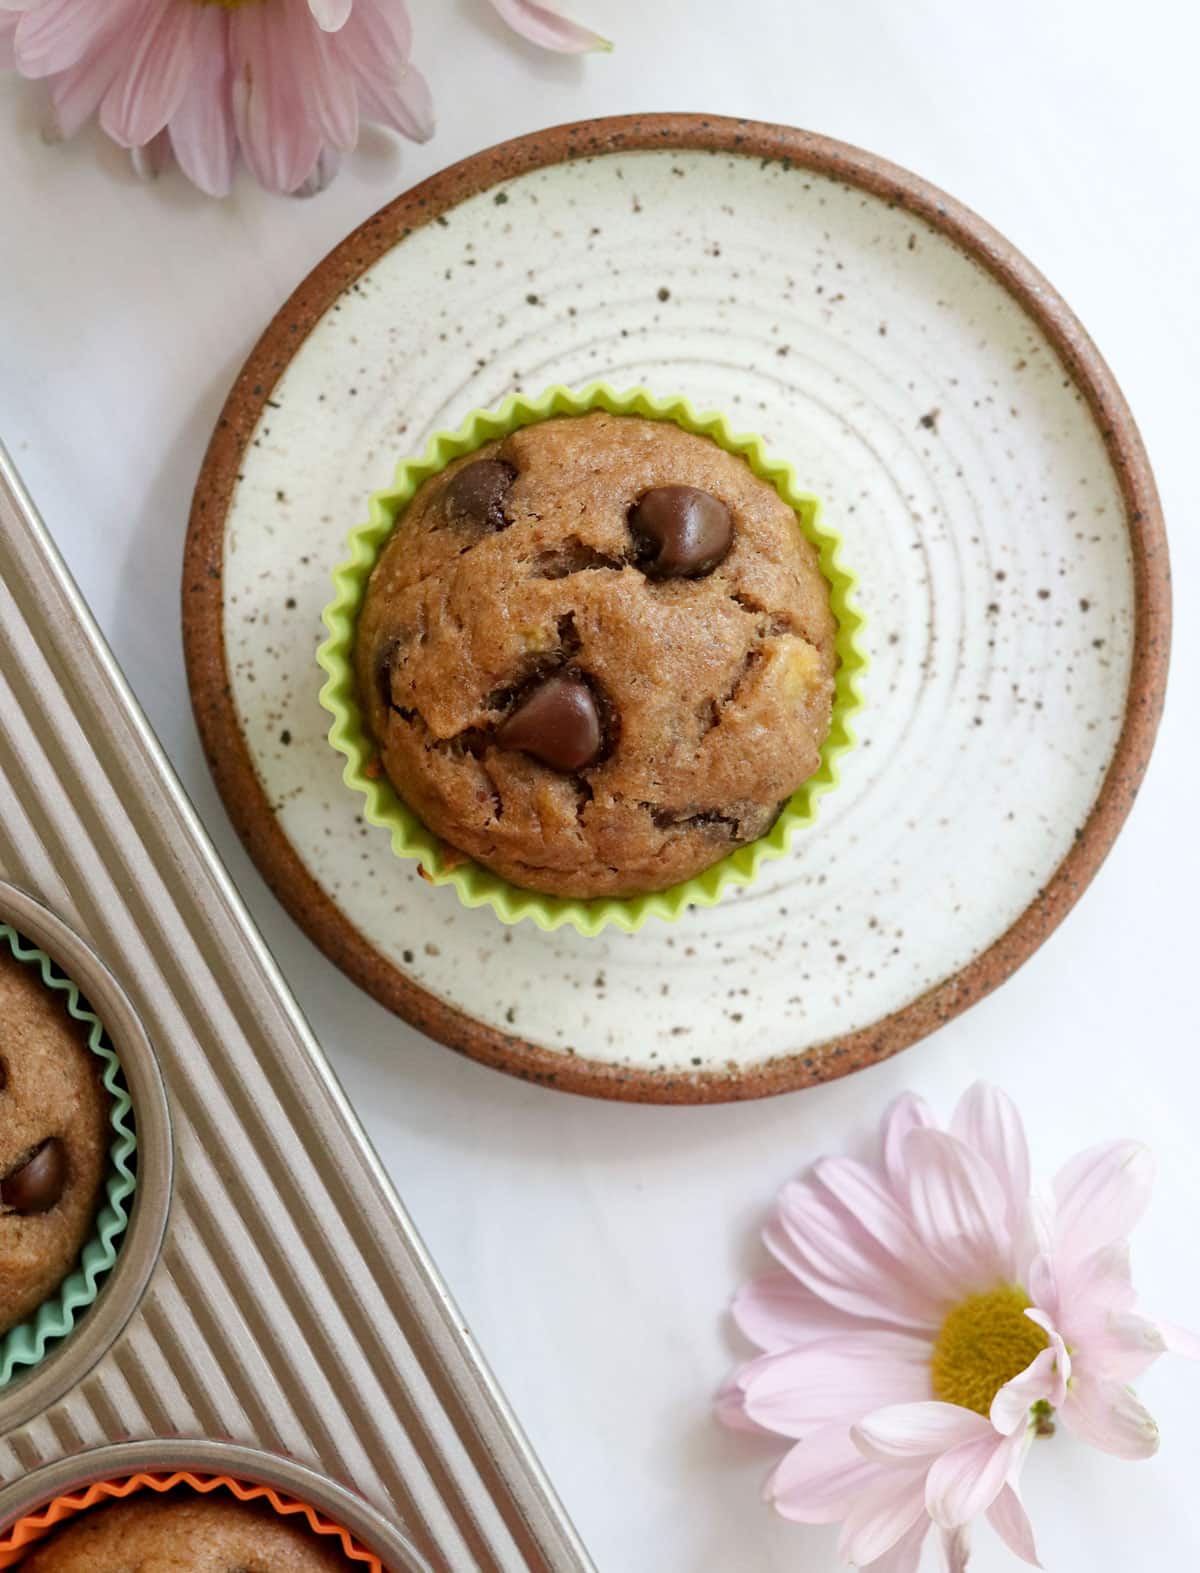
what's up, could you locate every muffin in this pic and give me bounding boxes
[0,951,109,1336]
[354,412,837,899]
[18,1496,353,1571]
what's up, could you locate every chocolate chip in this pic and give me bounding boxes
[630,486,732,578]
[648,805,739,836]
[443,459,515,531]
[496,674,602,770]
[1,1138,67,1214]
[376,640,399,709]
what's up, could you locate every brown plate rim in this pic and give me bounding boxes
[183,113,1171,1105]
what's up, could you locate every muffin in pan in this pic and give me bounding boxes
[0,949,110,1339]
[17,1495,352,1570]
[354,411,838,900]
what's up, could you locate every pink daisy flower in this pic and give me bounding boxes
[0,0,606,197]
[719,1084,1197,1571]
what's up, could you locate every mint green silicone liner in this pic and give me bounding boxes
[0,924,137,1388]
[317,384,867,936]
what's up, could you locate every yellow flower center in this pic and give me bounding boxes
[930,1287,1049,1415]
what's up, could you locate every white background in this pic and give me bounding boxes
[2,2,1199,1567]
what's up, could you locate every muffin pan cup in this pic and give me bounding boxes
[0,914,141,1393]
[0,886,170,1426]
[0,443,593,1572]
[0,1441,426,1570]
[318,382,867,936]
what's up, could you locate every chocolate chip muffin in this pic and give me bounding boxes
[19,1496,353,1571]
[0,951,110,1336]
[356,412,837,899]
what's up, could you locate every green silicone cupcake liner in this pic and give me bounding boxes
[0,924,138,1388]
[318,384,867,936]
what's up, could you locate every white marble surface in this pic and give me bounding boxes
[1,1,1198,1567]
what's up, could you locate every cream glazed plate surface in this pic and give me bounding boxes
[185,117,1167,1103]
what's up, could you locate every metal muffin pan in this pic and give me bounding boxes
[0,440,594,1571]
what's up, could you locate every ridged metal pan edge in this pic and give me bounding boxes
[0,444,594,1573]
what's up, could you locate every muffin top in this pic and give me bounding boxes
[0,950,110,1337]
[356,412,837,899]
[19,1496,356,1572]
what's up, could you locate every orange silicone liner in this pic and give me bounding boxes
[0,1470,382,1569]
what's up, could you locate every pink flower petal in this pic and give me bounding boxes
[1053,1140,1153,1266]
[295,145,342,197]
[367,61,434,143]
[987,1483,1042,1567]
[1087,1311,1168,1384]
[837,1465,929,1567]
[288,2,358,151]
[1157,1317,1200,1359]
[230,1,322,193]
[1022,1184,1055,1259]
[814,1156,958,1303]
[333,0,411,73]
[1026,1250,1059,1321]
[335,4,433,142]
[924,1425,1024,1528]
[1025,1311,1071,1400]
[487,0,611,53]
[773,1183,945,1330]
[0,12,18,71]
[14,0,121,77]
[1053,1240,1136,1344]
[853,1402,991,1464]
[941,1525,972,1573]
[44,19,129,139]
[307,0,351,29]
[905,1129,1016,1291]
[167,4,235,198]
[740,1332,932,1439]
[768,1423,882,1523]
[130,126,171,178]
[862,1516,929,1573]
[1024,1307,1059,1338]
[714,1367,772,1434]
[882,1092,939,1196]
[99,0,201,148]
[1062,1372,1159,1458]
[732,1269,880,1354]
[990,1335,1068,1435]
[951,1083,1030,1236]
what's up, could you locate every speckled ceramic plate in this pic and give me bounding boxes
[184,116,1168,1104]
